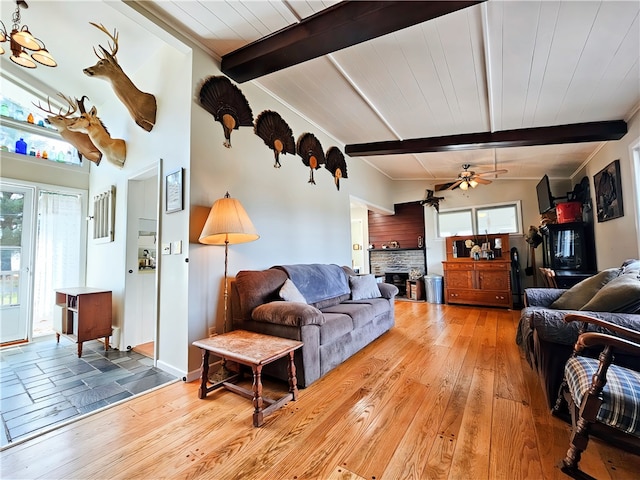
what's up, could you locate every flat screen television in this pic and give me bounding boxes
[536,174,555,213]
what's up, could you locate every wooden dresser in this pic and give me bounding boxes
[442,234,513,309]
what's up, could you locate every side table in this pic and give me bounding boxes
[192,330,303,427]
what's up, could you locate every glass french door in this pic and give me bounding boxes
[0,184,34,344]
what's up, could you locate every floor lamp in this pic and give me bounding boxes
[199,192,259,333]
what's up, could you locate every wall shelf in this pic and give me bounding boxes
[1,115,61,141]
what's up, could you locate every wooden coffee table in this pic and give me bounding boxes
[192,330,303,427]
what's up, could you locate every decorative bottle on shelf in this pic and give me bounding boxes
[15,137,27,154]
[452,242,458,258]
[27,113,34,124]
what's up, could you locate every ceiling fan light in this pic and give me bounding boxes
[10,50,36,68]
[0,44,4,55]
[13,26,40,51]
[32,47,56,67]
[460,181,469,191]
[469,179,478,188]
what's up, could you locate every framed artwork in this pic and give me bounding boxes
[593,159,624,222]
[165,168,184,213]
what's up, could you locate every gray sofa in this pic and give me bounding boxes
[517,259,640,409]
[230,264,398,387]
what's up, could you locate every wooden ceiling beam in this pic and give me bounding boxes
[221,1,484,83]
[344,121,628,157]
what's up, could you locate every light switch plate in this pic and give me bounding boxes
[172,240,182,254]
[162,243,171,255]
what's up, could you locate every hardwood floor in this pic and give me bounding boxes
[2,302,639,479]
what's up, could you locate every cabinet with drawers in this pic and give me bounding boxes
[442,234,512,308]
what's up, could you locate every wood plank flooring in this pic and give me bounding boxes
[2,302,639,479]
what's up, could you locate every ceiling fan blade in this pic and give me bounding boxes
[474,177,492,185]
[475,169,508,177]
[447,180,462,190]
[434,182,454,191]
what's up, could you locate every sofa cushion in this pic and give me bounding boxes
[279,279,307,303]
[580,273,640,313]
[252,301,324,327]
[235,269,288,320]
[319,313,353,345]
[344,298,390,318]
[321,303,376,329]
[349,274,382,300]
[550,268,620,310]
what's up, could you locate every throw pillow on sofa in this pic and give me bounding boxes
[580,273,640,313]
[279,279,307,303]
[350,274,382,300]
[550,268,620,310]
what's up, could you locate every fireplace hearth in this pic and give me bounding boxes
[385,272,409,297]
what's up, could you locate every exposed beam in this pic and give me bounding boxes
[344,121,628,157]
[221,1,484,83]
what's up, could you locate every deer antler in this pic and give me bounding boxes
[89,22,118,59]
[76,95,90,114]
[32,93,78,118]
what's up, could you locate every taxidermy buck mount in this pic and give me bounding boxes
[33,94,102,165]
[83,23,157,132]
[67,106,126,168]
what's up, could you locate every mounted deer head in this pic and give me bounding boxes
[33,94,102,165]
[67,106,126,168]
[84,22,157,132]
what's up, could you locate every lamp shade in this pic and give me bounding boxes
[199,193,259,245]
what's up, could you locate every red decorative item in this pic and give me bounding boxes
[556,201,582,223]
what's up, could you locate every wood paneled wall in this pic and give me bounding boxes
[368,202,425,249]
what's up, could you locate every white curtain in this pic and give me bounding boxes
[32,191,82,335]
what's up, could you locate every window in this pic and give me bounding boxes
[476,204,519,234]
[438,202,522,238]
[438,210,473,237]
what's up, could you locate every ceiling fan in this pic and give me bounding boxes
[435,163,508,191]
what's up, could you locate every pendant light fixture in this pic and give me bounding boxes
[0,1,56,69]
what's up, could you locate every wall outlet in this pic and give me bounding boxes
[162,243,171,255]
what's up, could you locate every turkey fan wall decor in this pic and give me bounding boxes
[254,110,295,168]
[296,133,325,184]
[198,76,253,148]
[325,146,348,190]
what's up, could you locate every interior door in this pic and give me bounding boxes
[0,183,34,344]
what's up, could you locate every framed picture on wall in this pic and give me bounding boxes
[593,159,624,222]
[165,168,184,213]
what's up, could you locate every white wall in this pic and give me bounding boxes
[576,110,640,268]
[186,52,396,376]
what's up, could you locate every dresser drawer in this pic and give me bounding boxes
[446,289,511,307]
[473,261,509,271]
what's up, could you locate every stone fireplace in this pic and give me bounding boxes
[369,248,426,297]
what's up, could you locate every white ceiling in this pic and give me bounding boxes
[3,0,639,184]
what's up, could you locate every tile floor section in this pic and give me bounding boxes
[0,335,177,448]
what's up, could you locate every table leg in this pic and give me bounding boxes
[287,351,298,401]
[56,333,60,344]
[77,342,83,358]
[198,349,210,399]
[252,365,264,427]
[104,336,109,351]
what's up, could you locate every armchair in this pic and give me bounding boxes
[554,313,640,474]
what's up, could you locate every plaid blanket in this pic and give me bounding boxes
[565,356,640,437]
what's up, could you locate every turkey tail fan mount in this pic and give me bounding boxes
[325,147,348,191]
[198,75,253,148]
[254,110,295,168]
[296,133,325,184]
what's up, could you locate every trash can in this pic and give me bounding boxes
[424,274,444,304]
